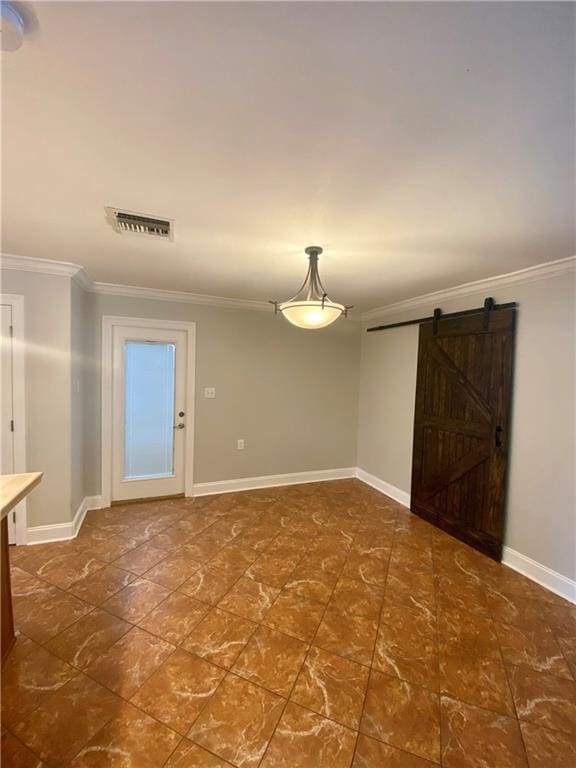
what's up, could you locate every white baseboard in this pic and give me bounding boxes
[502,547,576,604]
[26,495,105,545]
[22,478,576,606]
[355,468,575,605]
[193,468,357,497]
[355,468,411,508]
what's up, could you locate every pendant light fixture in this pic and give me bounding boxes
[271,246,351,329]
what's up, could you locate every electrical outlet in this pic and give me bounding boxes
[204,387,216,399]
[237,439,245,450]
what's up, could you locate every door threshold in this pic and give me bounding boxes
[111,493,185,506]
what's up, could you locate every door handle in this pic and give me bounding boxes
[495,426,503,448]
[174,423,185,430]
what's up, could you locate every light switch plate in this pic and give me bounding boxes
[237,439,245,450]
[204,387,216,399]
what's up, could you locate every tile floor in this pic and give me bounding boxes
[2,479,575,767]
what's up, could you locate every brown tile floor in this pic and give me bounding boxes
[2,479,576,767]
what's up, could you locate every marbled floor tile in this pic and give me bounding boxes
[439,641,515,716]
[112,542,169,575]
[10,567,61,602]
[101,577,170,623]
[68,565,136,605]
[360,670,441,764]
[46,608,131,669]
[520,722,576,768]
[3,633,41,664]
[529,600,576,640]
[496,568,558,604]
[260,701,357,768]
[441,696,528,768]
[315,605,378,666]
[328,577,384,622]
[217,577,280,623]
[182,538,224,564]
[384,570,436,617]
[349,534,393,562]
[437,607,501,661]
[137,592,210,644]
[85,627,174,699]
[233,625,308,697]
[77,529,139,564]
[1,646,77,730]
[246,553,300,589]
[435,574,492,618]
[14,589,92,643]
[352,734,437,768]
[188,674,284,768]
[283,569,338,604]
[558,636,576,679]
[142,551,203,590]
[12,673,122,766]
[208,545,257,578]
[374,604,439,691]
[507,665,576,735]
[1,730,44,768]
[390,544,433,573]
[296,550,348,576]
[7,543,33,564]
[182,608,256,668]
[291,645,369,728]
[495,621,572,679]
[164,738,234,767]
[68,702,180,768]
[342,554,388,587]
[233,526,278,555]
[264,591,326,643]
[179,566,240,605]
[147,526,192,551]
[131,649,225,734]
[20,550,105,590]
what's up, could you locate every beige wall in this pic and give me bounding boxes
[87,293,361,491]
[1,270,73,527]
[357,273,576,581]
[3,264,574,586]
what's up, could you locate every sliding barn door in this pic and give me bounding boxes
[410,307,516,560]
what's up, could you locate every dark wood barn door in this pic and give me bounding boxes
[410,307,516,560]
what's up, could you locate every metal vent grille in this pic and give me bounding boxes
[106,208,174,239]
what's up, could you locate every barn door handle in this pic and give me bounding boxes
[495,426,503,448]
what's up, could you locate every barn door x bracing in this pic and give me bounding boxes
[410,306,516,560]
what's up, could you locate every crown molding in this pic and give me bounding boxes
[0,252,271,312]
[360,255,576,322]
[1,252,82,279]
[4,252,574,320]
[90,281,271,312]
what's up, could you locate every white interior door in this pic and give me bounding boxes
[112,325,189,501]
[1,304,17,541]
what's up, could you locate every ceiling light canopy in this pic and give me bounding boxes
[271,246,351,330]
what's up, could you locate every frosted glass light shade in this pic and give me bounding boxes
[279,300,345,329]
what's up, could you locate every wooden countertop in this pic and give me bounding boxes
[0,473,43,521]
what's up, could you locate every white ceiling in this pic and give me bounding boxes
[3,1,574,311]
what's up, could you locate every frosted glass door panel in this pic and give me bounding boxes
[123,341,176,480]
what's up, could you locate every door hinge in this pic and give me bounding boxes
[10,419,14,432]
[9,325,13,337]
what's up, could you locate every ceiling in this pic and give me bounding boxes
[3,1,574,312]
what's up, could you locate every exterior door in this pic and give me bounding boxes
[112,325,188,502]
[410,307,516,560]
[1,305,16,541]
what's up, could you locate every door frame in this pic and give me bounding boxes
[101,315,196,507]
[0,293,28,544]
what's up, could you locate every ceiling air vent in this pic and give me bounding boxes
[105,207,174,240]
